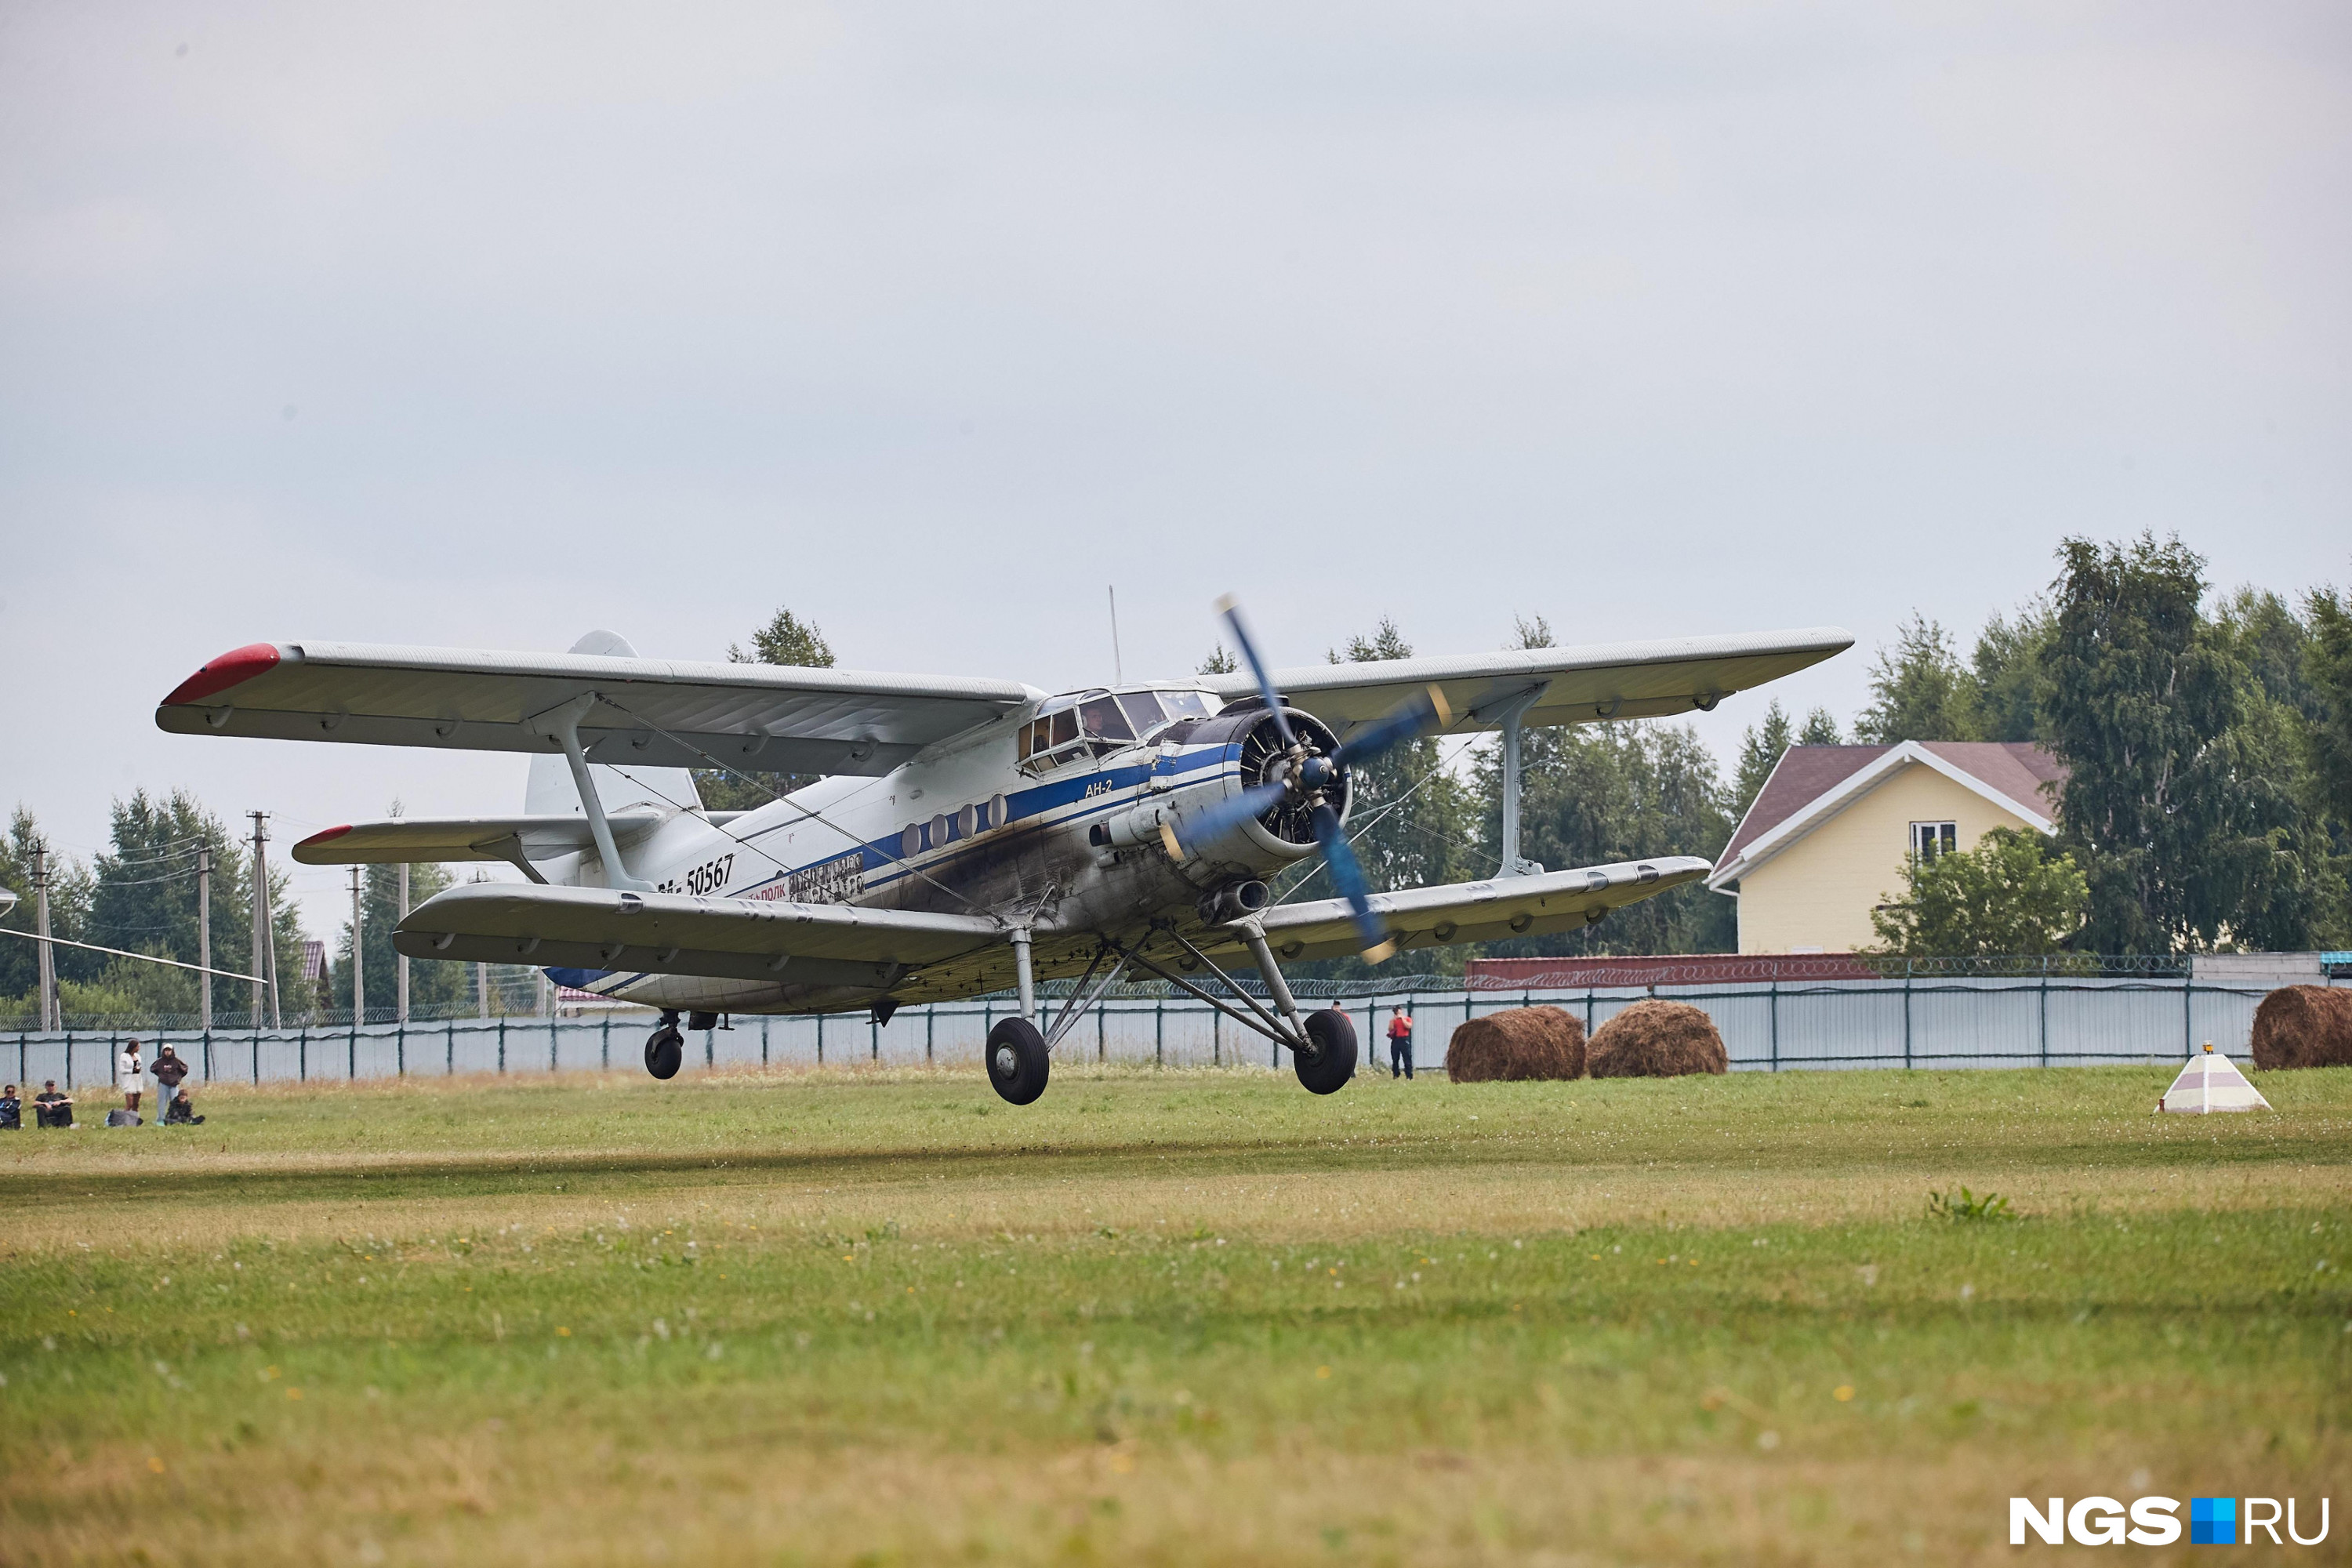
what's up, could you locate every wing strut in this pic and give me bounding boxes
[525,695,652,892]
[1490,683,1550,878]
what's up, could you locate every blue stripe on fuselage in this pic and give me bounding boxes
[543,741,1243,999]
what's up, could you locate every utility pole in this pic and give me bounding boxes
[197,843,212,1029]
[350,866,365,1025]
[249,811,281,1029]
[476,960,488,1020]
[395,862,410,1023]
[30,839,56,1031]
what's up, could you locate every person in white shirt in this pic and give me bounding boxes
[118,1038,144,1122]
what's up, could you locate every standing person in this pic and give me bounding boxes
[150,1045,191,1128]
[118,1038,144,1122]
[1385,1007,1414,1080]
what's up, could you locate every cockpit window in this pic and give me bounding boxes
[1020,688,1220,773]
[1115,691,1165,733]
[1156,689,1210,722]
[1081,695,1134,744]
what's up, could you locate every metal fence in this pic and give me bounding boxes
[7,971,2336,1094]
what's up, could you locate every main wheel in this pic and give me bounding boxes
[1294,1008,1357,1095]
[985,1016,1051,1105]
[644,1025,684,1080]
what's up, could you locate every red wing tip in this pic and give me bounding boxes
[299,826,354,847]
[162,642,281,706]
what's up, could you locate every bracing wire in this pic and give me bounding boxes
[568,694,997,919]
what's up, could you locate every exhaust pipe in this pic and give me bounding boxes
[1199,880,1271,924]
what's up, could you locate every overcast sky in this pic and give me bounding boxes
[3,1,2347,933]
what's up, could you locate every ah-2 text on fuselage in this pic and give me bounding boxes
[156,602,1849,1105]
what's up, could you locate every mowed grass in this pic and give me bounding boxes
[1,1062,2346,1566]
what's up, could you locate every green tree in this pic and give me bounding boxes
[2304,585,2352,826]
[728,607,833,669]
[2044,534,2316,953]
[2211,586,2318,721]
[0,808,96,1008]
[1197,642,1238,676]
[2303,583,2352,944]
[1855,613,1976,743]
[85,791,256,1022]
[331,859,463,1019]
[1956,604,2053,742]
[1733,699,1793,819]
[1868,827,2089,956]
[1795,707,1844,746]
[698,606,838,811]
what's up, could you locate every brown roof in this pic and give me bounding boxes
[1714,741,2067,877]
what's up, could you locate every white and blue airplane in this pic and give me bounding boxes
[157,602,1848,1104]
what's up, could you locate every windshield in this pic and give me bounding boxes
[1019,688,1218,772]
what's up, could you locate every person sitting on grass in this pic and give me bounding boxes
[0,1083,19,1129]
[33,1081,73,1128]
[162,1087,204,1126]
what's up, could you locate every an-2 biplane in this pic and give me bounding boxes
[157,603,1848,1103]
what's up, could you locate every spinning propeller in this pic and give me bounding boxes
[1165,595,1451,963]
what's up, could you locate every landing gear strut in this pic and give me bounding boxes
[1099,919,1359,1095]
[985,926,1051,1105]
[644,1010,684,1080]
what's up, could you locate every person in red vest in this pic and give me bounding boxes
[1385,1007,1415,1080]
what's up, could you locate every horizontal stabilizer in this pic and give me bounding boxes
[293,815,665,866]
[1215,857,1712,965]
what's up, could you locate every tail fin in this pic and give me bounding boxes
[524,630,704,820]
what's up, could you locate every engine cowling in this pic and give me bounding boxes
[1157,707,1350,877]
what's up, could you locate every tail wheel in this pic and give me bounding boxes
[1294,1008,1357,1095]
[985,1016,1051,1106]
[644,1025,684,1080]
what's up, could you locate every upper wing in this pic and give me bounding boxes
[1200,628,1852,735]
[157,640,1039,776]
[391,882,1007,991]
[1210,857,1712,964]
[292,815,666,867]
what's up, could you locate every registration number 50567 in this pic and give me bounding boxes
[659,854,734,897]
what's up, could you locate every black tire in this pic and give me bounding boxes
[1294,1008,1357,1095]
[985,1016,1051,1105]
[644,1026,684,1080]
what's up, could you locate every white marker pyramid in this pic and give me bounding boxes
[2159,1044,2271,1114]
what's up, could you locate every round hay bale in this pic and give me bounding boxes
[1588,999,1726,1079]
[2250,985,2352,1070]
[1445,1006,1585,1082]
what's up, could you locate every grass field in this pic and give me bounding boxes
[1,1061,2346,1566]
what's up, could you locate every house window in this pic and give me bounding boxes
[1910,821,1958,860]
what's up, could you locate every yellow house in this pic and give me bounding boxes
[1707,742,2067,955]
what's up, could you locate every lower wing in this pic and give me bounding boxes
[1225,858,1712,964]
[391,883,1006,993]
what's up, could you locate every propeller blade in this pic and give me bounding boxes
[1215,593,1298,750]
[1312,803,1395,963]
[1163,780,1288,858]
[1330,684,1454,769]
